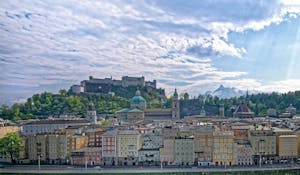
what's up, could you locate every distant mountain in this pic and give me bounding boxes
[206,85,246,99]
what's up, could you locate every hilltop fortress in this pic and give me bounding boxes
[70,76,161,94]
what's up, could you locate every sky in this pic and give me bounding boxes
[1,0,300,105]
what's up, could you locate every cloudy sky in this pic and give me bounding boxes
[1,0,300,104]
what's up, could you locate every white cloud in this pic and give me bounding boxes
[1,0,300,103]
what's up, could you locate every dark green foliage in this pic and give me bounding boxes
[2,89,300,120]
[0,91,129,120]
[0,133,22,163]
[0,87,166,120]
[180,91,300,117]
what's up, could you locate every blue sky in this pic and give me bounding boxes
[1,0,300,104]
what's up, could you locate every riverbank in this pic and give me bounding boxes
[0,164,299,174]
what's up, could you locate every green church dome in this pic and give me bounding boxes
[130,90,146,105]
[130,96,146,104]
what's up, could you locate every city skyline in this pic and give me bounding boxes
[1,0,300,104]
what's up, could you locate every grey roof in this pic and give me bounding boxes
[24,119,88,125]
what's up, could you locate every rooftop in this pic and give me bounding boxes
[128,108,143,113]
[118,130,140,135]
[234,103,254,114]
[279,135,297,138]
[24,119,89,125]
[272,127,293,133]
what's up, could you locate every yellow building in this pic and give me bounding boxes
[0,126,20,138]
[273,127,294,157]
[67,134,87,157]
[278,135,298,159]
[213,131,234,166]
[117,130,142,166]
[248,127,276,165]
[297,131,300,156]
[194,127,213,165]
[160,138,175,165]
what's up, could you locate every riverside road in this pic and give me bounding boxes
[1,164,300,174]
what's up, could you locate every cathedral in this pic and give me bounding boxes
[116,89,180,122]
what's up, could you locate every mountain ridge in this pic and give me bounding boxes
[206,85,246,98]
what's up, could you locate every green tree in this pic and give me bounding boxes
[0,133,22,163]
[59,89,67,96]
[11,104,21,121]
[101,120,110,126]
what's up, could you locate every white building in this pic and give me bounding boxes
[22,119,88,135]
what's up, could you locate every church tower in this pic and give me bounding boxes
[172,89,180,120]
[219,103,225,117]
[200,106,206,117]
[87,102,97,124]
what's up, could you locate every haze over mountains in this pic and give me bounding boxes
[205,85,246,99]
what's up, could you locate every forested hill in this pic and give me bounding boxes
[0,87,167,121]
[1,89,300,121]
[180,91,300,117]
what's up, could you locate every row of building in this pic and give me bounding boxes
[8,121,300,167]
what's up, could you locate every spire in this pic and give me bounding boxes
[173,88,178,97]
[88,102,95,111]
[135,87,141,96]
[200,106,206,116]
[246,90,249,100]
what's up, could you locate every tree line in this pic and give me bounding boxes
[1,90,300,120]
[0,87,166,120]
[180,91,300,117]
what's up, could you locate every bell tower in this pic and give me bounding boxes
[172,89,180,120]
[87,102,97,124]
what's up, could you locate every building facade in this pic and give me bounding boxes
[117,130,142,166]
[194,127,213,166]
[71,147,102,166]
[138,130,162,166]
[47,133,68,164]
[278,135,298,159]
[249,127,276,165]
[138,148,160,166]
[22,119,88,136]
[101,130,118,166]
[212,131,234,166]
[160,138,175,165]
[174,136,195,166]
[67,134,87,158]
[234,140,253,165]
[27,134,47,162]
[86,128,104,147]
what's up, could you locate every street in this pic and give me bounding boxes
[0,164,300,174]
